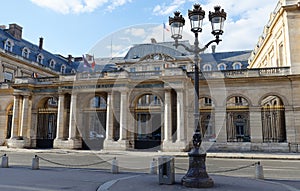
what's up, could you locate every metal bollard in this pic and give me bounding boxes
[158,156,175,185]
[111,157,119,174]
[255,161,264,179]
[1,154,9,168]
[32,155,39,170]
[149,158,157,174]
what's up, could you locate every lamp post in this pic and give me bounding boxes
[169,4,226,188]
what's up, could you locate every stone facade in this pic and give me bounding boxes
[0,0,300,152]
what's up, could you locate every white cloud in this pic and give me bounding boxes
[153,0,187,16]
[125,28,146,37]
[107,0,132,12]
[30,0,131,14]
[154,0,278,52]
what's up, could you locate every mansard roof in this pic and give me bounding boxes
[124,41,192,60]
[200,50,251,69]
[122,40,251,70]
[0,26,77,74]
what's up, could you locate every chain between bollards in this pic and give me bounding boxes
[175,162,259,173]
[36,155,113,168]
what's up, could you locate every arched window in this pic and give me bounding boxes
[60,65,66,74]
[233,62,242,70]
[49,59,56,69]
[203,64,212,71]
[37,54,44,64]
[4,39,13,52]
[137,94,162,107]
[218,63,226,71]
[22,47,30,58]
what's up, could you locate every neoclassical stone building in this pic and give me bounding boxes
[0,0,299,152]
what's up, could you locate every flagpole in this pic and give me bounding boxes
[163,23,165,42]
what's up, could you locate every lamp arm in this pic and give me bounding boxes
[173,39,195,53]
[204,36,222,49]
[173,36,222,54]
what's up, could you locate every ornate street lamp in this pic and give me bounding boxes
[169,4,226,188]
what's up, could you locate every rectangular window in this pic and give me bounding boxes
[279,43,284,67]
[4,72,13,82]
[130,68,136,72]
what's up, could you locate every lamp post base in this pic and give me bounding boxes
[181,148,214,188]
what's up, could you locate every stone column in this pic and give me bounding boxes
[214,107,227,142]
[7,94,27,148]
[55,94,65,140]
[164,90,172,142]
[30,109,38,148]
[119,91,128,141]
[249,106,263,143]
[20,95,30,138]
[176,89,185,142]
[66,93,81,149]
[68,93,77,140]
[105,93,113,141]
[11,95,21,139]
[285,106,295,143]
[162,89,173,151]
[0,61,3,82]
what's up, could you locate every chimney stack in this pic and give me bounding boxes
[8,24,23,40]
[211,45,216,53]
[39,37,43,50]
[68,55,73,63]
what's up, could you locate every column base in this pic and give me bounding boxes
[162,140,188,151]
[7,138,27,148]
[53,138,82,149]
[103,139,128,151]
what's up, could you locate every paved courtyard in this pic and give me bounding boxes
[0,148,299,191]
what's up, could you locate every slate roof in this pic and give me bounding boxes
[0,27,77,74]
[124,41,192,60]
[200,50,251,70]
[0,24,251,75]
[124,41,251,70]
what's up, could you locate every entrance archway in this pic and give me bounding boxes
[81,95,107,150]
[261,95,286,142]
[134,94,163,150]
[199,97,215,141]
[226,96,250,142]
[36,97,58,148]
[6,104,13,139]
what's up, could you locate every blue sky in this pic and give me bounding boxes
[1,0,278,58]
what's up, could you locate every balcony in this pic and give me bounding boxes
[188,67,291,80]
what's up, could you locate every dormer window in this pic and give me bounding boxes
[49,59,56,69]
[71,69,76,74]
[203,64,212,71]
[218,63,227,71]
[233,62,242,70]
[4,39,14,52]
[36,54,44,64]
[61,65,66,74]
[22,47,30,59]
